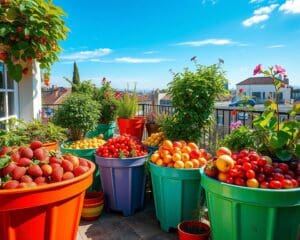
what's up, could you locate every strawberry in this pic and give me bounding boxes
[49,156,62,164]
[61,159,74,172]
[62,171,74,180]
[19,147,33,159]
[18,157,32,167]
[10,151,20,162]
[41,164,52,176]
[30,141,43,150]
[52,166,63,182]
[20,175,33,183]
[0,146,12,156]
[27,165,43,177]
[73,166,89,177]
[33,147,48,161]
[12,166,26,180]
[4,180,20,189]
[34,176,46,185]
[79,158,89,167]
[2,162,17,176]
[63,155,79,168]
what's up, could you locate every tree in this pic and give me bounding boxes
[72,62,80,91]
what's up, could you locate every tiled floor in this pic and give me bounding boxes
[77,196,178,240]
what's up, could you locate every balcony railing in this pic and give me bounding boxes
[42,103,299,151]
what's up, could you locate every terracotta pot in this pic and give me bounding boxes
[145,122,159,136]
[81,192,104,221]
[178,221,210,240]
[42,141,58,151]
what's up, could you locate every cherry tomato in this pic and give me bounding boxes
[246,169,255,179]
[269,180,282,189]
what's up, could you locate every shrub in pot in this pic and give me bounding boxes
[52,93,101,141]
[160,63,228,143]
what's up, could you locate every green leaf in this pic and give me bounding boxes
[270,130,290,148]
[275,149,292,161]
[0,155,11,169]
[7,64,23,82]
[295,143,300,158]
[6,7,19,21]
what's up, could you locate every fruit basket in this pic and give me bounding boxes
[0,142,95,240]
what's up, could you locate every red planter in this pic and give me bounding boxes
[117,117,145,141]
[178,221,210,240]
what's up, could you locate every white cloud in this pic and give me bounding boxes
[249,0,264,3]
[143,51,158,55]
[115,57,172,63]
[201,0,217,4]
[175,38,236,47]
[279,0,300,14]
[60,48,112,60]
[267,44,285,48]
[242,14,269,26]
[254,4,279,14]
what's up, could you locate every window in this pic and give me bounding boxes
[0,62,18,129]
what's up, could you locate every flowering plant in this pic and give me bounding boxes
[97,78,119,124]
[0,0,69,82]
[252,64,300,161]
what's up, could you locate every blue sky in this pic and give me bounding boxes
[51,0,300,90]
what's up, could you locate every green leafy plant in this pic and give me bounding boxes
[218,126,257,151]
[117,84,138,119]
[0,0,69,82]
[252,64,300,161]
[160,63,228,143]
[52,93,101,140]
[97,78,119,124]
[0,118,67,146]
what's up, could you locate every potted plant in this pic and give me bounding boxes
[0,0,69,82]
[200,65,300,240]
[87,78,119,140]
[160,63,228,144]
[116,84,145,141]
[52,93,101,141]
[95,135,148,216]
[0,118,67,150]
[145,111,159,136]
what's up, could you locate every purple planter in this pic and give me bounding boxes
[95,155,147,216]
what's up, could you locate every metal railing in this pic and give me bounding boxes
[42,103,299,151]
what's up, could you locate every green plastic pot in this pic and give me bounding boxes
[86,122,116,140]
[149,162,203,232]
[200,168,300,240]
[60,143,101,192]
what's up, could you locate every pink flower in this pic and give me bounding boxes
[253,64,262,75]
[239,88,244,94]
[230,120,242,130]
[275,65,286,75]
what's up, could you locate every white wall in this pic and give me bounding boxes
[237,84,291,102]
[18,60,42,121]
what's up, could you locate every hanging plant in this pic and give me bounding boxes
[0,0,69,82]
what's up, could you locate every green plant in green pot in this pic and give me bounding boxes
[252,64,300,162]
[0,0,69,82]
[52,93,101,141]
[116,84,145,141]
[160,63,228,143]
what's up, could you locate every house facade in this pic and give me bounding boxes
[236,77,291,104]
[0,61,41,129]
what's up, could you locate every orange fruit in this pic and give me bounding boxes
[174,160,184,169]
[205,152,212,160]
[172,152,181,162]
[184,161,194,168]
[156,159,163,166]
[181,146,192,154]
[163,140,173,150]
[198,157,207,167]
[191,159,200,168]
[216,147,232,157]
[181,152,190,162]
[151,153,160,163]
[188,142,198,150]
[163,154,172,164]
[167,162,174,168]
[217,172,228,182]
[179,140,187,147]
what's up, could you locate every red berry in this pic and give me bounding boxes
[41,164,52,176]
[18,157,32,167]
[30,141,43,150]
[4,180,20,189]
[52,166,63,182]
[28,165,43,177]
[62,171,75,180]
[12,166,26,180]
[19,147,33,159]
[62,159,74,172]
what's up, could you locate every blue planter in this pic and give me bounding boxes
[95,155,147,216]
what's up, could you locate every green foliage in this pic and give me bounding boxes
[72,62,80,91]
[218,126,257,151]
[117,84,138,119]
[52,93,101,140]
[72,80,99,98]
[0,0,69,82]
[161,63,228,143]
[97,78,119,123]
[0,118,67,146]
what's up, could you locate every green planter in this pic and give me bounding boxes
[200,169,300,240]
[60,143,101,192]
[86,122,116,140]
[149,162,203,232]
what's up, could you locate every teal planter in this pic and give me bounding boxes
[86,122,116,140]
[149,162,203,232]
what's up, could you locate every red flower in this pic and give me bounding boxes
[231,109,237,116]
[275,65,286,75]
[253,64,262,75]
[239,88,244,94]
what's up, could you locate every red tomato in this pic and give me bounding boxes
[281,179,294,189]
[246,169,256,179]
[234,177,245,186]
[242,162,252,171]
[260,181,269,189]
[278,163,289,173]
[269,180,282,189]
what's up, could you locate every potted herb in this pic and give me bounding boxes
[160,63,228,143]
[0,0,69,82]
[87,78,119,140]
[117,84,145,141]
[0,118,67,150]
[52,93,101,141]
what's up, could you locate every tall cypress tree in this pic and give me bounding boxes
[72,62,80,91]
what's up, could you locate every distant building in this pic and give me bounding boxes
[42,86,71,105]
[236,77,291,104]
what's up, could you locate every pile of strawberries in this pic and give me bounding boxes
[0,141,91,189]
